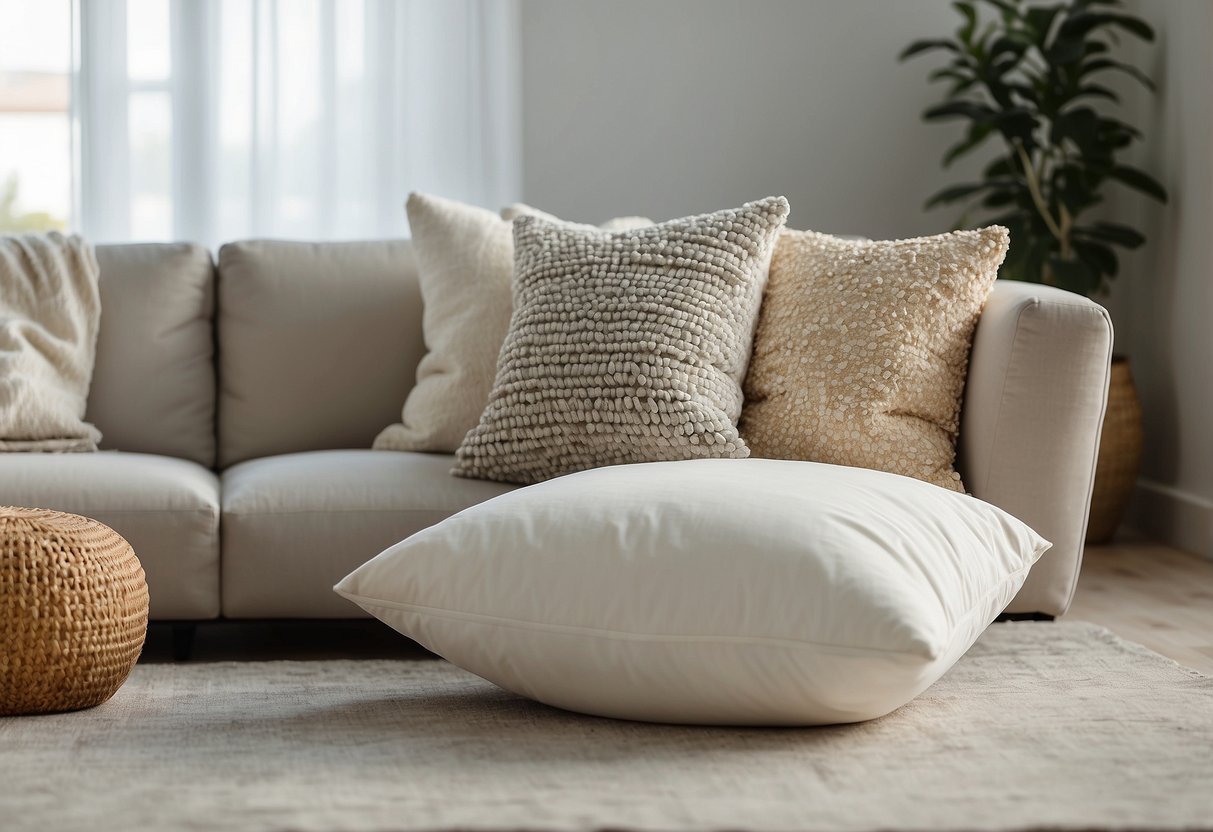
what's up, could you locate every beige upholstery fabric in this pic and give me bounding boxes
[374,194,652,454]
[218,240,424,468]
[741,227,1009,492]
[89,243,216,467]
[0,233,101,452]
[958,280,1113,616]
[454,197,790,485]
[221,450,515,618]
[0,452,220,619]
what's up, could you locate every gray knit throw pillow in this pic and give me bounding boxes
[453,196,789,485]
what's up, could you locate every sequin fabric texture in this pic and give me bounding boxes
[740,226,1009,492]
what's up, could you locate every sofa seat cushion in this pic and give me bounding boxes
[0,452,220,620]
[220,450,516,618]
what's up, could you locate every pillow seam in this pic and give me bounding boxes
[338,556,1037,659]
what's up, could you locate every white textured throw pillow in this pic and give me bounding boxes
[336,458,1050,726]
[453,197,789,484]
[0,232,103,452]
[373,194,652,454]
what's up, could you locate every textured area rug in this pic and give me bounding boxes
[1,622,1210,832]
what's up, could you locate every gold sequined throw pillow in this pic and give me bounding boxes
[739,226,1009,492]
[453,196,790,485]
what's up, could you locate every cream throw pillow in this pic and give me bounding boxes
[336,458,1050,725]
[0,232,103,452]
[740,227,1009,491]
[453,196,790,485]
[373,193,650,453]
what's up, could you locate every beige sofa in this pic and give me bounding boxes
[0,240,1113,626]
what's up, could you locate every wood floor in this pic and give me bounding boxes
[1066,535,1213,675]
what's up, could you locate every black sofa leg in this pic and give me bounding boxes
[996,612,1056,622]
[172,623,197,662]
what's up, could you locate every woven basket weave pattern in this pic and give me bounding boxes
[1086,360,1144,544]
[1,507,148,715]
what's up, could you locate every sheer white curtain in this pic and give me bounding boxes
[74,0,520,248]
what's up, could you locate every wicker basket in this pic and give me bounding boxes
[1086,357,1143,544]
[1,507,149,716]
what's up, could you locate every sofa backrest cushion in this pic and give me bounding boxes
[216,239,424,468]
[88,243,217,467]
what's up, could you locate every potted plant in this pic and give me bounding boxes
[901,0,1165,542]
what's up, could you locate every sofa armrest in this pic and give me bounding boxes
[958,280,1113,616]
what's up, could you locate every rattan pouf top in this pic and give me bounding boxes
[1,507,149,716]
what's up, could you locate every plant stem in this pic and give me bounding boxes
[1058,203,1072,260]
[1013,139,1066,248]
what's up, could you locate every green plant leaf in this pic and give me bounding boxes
[1079,57,1155,91]
[955,1,978,43]
[943,122,995,166]
[1082,40,1110,59]
[1056,164,1103,214]
[1070,83,1120,104]
[993,107,1038,142]
[1107,165,1168,202]
[1072,239,1120,279]
[923,100,998,123]
[981,189,1026,208]
[925,179,1018,209]
[902,0,1162,296]
[1024,4,1064,44]
[929,66,974,84]
[978,0,1020,18]
[1099,117,1141,140]
[1060,11,1155,42]
[987,33,1030,66]
[900,39,961,61]
[1052,106,1101,151]
[1074,222,1146,248]
[1047,255,1100,294]
[984,156,1018,178]
[1004,235,1057,285]
[1004,81,1038,103]
[1044,35,1086,64]
[990,57,1022,80]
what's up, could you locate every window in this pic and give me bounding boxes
[2,0,519,247]
[0,0,72,233]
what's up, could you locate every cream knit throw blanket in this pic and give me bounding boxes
[0,232,102,452]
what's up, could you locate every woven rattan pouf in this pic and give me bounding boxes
[0,507,149,715]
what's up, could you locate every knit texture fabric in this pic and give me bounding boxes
[0,232,102,452]
[740,227,1009,492]
[454,197,789,484]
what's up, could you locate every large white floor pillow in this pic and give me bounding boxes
[335,459,1050,726]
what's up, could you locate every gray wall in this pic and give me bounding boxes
[519,0,1210,557]
[519,0,970,237]
[1111,1,1213,557]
